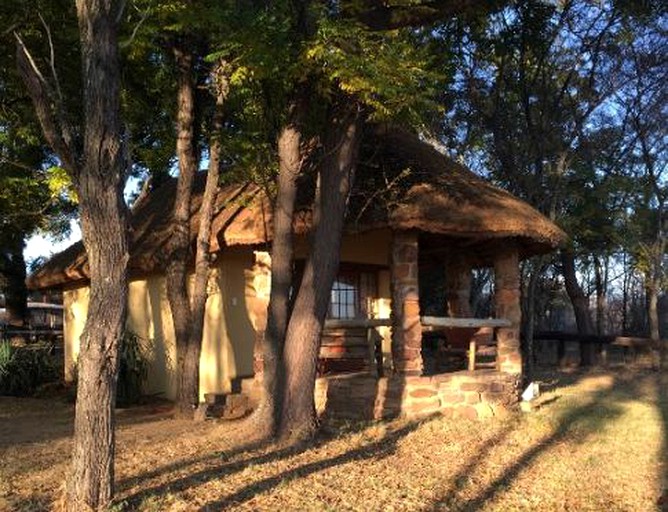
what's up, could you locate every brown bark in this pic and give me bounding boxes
[255,93,308,435]
[648,279,660,343]
[17,0,130,508]
[187,64,228,416]
[69,0,129,506]
[70,181,127,511]
[593,255,607,336]
[560,247,595,365]
[278,103,363,441]
[166,43,198,417]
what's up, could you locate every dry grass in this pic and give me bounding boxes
[1,365,667,511]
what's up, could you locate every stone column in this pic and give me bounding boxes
[494,246,522,375]
[244,251,271,377]
[391,230,423,374]
[445,258,472,317]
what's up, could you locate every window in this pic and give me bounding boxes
[328,268,377,319]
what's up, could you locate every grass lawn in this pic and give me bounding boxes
[1,364,667,511]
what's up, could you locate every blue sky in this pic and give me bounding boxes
[23,176,144,267]
[24,220,81,265]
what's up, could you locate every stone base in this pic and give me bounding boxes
[315,370,520,421]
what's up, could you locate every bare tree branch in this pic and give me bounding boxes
[120,1,151,49]
[15,33,78,176]
[37,12,64,107]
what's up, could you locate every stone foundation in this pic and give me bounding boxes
[314,370,519,421]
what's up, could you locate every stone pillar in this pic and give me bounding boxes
[494,246,522,375]
[244,251,271,376]
[445,258,472,317]
[391,230,423,374]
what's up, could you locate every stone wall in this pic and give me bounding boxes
[313,370,519,421]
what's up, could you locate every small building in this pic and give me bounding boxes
[28,127,566,419]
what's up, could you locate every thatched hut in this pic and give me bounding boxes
[29,127,566,419]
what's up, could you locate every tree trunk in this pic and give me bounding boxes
[522,259,544,381]
[69,185,127,510]
[166,43,199,418]
[17,1,127,507]
[187,63,228,416]
[1,233,28,327]
[255,91,309,435]
[593,254,607,336]
[622,252,630,334]
[648,278,660,342]
[68,1,128,509]
[278,104,362,441]
[561,247,595,365]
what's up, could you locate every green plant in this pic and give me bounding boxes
[116,331,151,407]
[0,342,60,396]
[0,341,15,381]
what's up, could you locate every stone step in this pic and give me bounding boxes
[201,392,253,420]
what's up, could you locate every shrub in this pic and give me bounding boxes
[0,342,60,396]
[116,331,151,407]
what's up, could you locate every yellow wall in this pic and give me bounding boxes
[374,269,393,371]
[295,229,392,266]
[63,286,89,381]
[62,231,393,401]
[63,247,256,401]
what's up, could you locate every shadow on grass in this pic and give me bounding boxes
[120,415,434,510]
[0,397,74,448]
[117,436,274,492]
[429,369,648,511]
[199,416,434,511]
[0,397,177,449]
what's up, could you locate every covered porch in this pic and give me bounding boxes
[312,229,525,420]
[246,127,566,420]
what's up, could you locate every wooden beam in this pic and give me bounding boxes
[534,331,658,347]
[324,318,391,329]
[421,316,511,329]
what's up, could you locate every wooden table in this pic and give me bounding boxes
[421,316,512,371]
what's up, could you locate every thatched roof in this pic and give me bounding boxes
[27,127,566,290]
[351,126,567,261]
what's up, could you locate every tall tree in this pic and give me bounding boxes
[0,0,77,325]
[444,0,629,363]
[615,10,668,358]
[260,3,494,439]
[164,36,200,416]
[16,0,129,508]
[135,1,257,416]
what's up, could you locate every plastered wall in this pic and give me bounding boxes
[63,247,256,401]
[62,231,393,401]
